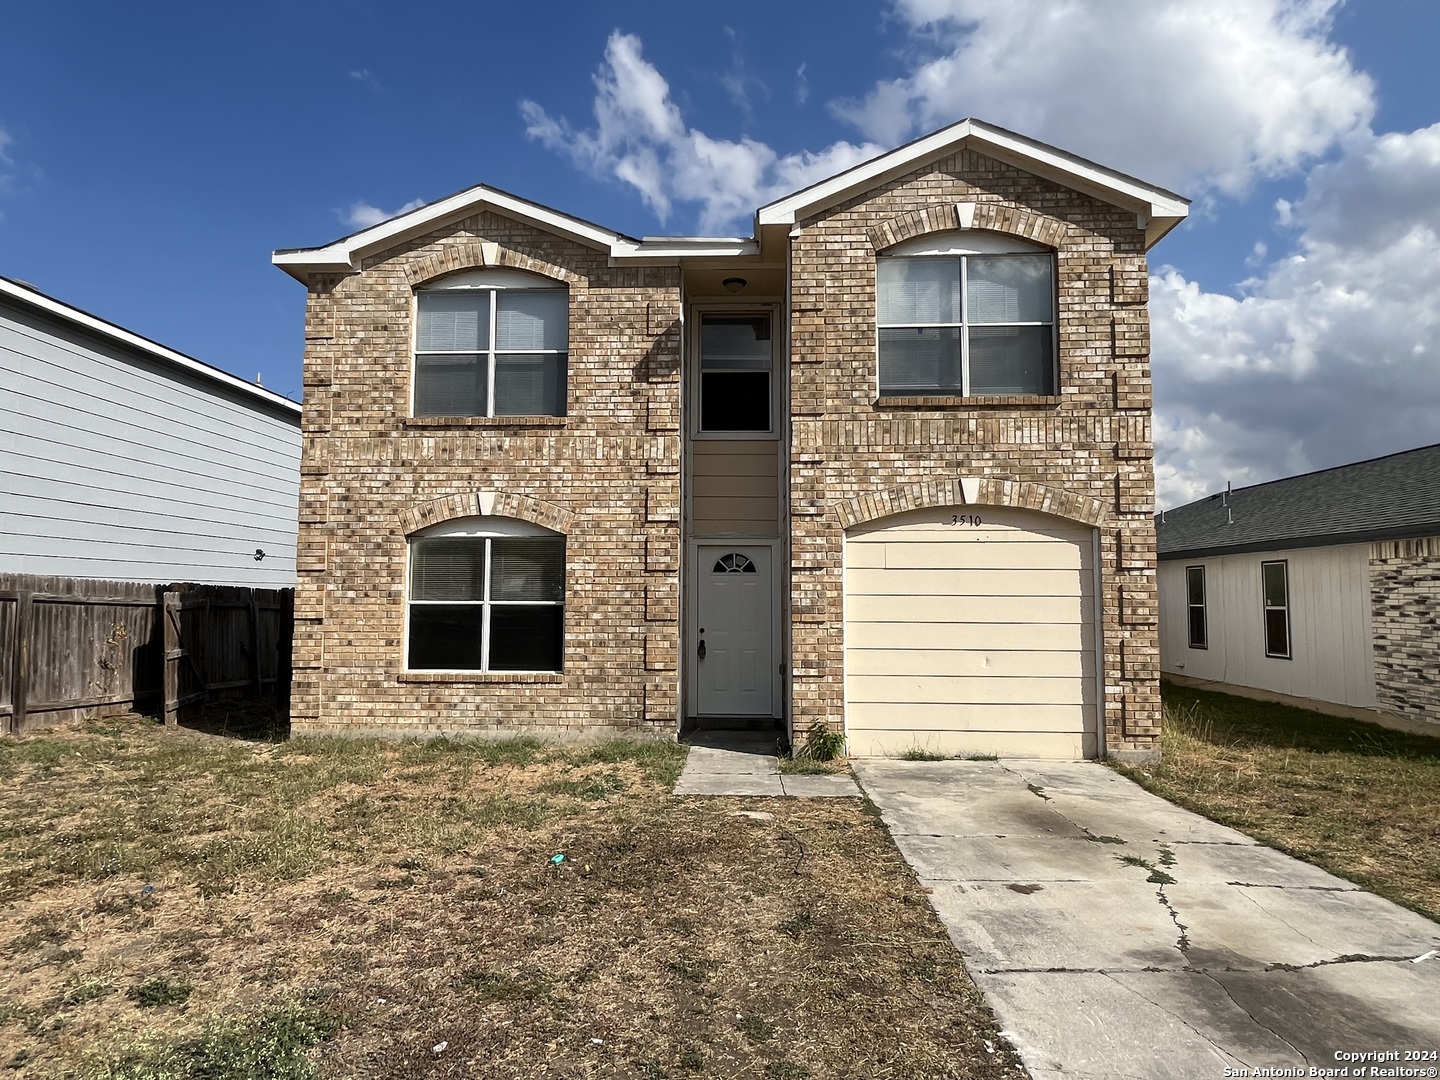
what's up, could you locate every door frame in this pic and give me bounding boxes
[685,537,784,721]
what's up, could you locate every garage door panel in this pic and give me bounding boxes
[847,647,1094,679]
[848,674,1087,705]
[877,541,1092,571]
[847,701,1095,732]
[847,593,1089,623]
[845,621,1089,651]
[847,729,1095,759]
[847,567,1090,598]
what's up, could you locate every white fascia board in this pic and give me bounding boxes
[612,237,761,262]
[757,118,1190,249]
[272,186,635,279]
[0,277,301,417]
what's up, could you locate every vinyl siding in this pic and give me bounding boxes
[0,300,300,586]
[844,506,1098,759]
[690,439,779,535]
[1158,543,1376,708]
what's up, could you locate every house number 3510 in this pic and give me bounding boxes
[950,514,983,526]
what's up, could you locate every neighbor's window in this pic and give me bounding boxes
[413,269,567,417]
[1261,560,1290,659]
[1186,565,1207,649]
[699,313,773,433]
[407,517,564,672]
[877,232,1056,397]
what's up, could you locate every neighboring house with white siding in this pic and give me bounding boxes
[0,277,301,587]
[1156,445,1440,729]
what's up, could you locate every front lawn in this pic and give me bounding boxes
[1114,683,1440,921]
[0,711,1021,1079]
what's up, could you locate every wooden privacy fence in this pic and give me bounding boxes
[0,574,293,735]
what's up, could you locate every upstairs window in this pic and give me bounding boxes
[877,232,1056,397]
[407,517,564,673]
[414,269,567,417]
[699,313,773,433]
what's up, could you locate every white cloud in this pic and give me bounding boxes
[338,197,426,230]
[1151,123,1440,506]
[796,62,809,105]
[349,69,380,90]
[520,31,881,232]
[832,0,1375,199]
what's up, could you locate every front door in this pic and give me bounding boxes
[694,545,774,716]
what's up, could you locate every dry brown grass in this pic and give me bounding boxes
[0,710,1022,1079]
[1114,683,1440,921]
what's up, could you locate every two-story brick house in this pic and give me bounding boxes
[272,118,1187,760]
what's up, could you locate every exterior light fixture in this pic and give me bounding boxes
[722,277,747,293]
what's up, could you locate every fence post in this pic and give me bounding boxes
[248,594,262,698]
[161,589,179,726]
[12,589,31,734]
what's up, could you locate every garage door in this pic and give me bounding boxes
[844,505,1097,759]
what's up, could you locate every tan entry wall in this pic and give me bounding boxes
[844,505,1098,759]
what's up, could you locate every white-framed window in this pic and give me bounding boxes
[1186,565,1207,649]
[413,269,567,418]
[406,516,564,672]
[697,311,774,435]
[1261,560,1291,659]
[877,232,1056,397]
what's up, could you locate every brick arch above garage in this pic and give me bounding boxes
[835,478,1107,531]
[399,491,575,536]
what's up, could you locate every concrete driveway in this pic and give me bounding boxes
[851,759,1440,1080]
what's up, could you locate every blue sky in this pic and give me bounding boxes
[3,1,1438,506]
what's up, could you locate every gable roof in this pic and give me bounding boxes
[273,119,1189,283]
[1157,443,1440,560]
[0,276,300,419]
[756,118,1190,250]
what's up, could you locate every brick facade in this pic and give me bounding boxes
[1369,535,1440,725]
[292,211,682,737]
[291,143,1164,755]
[787,148,1160,755]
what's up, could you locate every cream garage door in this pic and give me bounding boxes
[844,505,1098,759]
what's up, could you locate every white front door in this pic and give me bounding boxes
[695,545,774,716]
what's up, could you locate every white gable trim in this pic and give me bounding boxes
[756,118,1190,250]
[0,277,301,417]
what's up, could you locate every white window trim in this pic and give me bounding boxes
[403,516,565,675]
[876,233,1058,398]
[411,269,568,419]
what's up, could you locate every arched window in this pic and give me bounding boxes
[877,231,1055,397]
[406,516,564,672]
[712,552,757,573]
[413,268,568,418]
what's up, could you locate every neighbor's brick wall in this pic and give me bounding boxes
[788,147,1162,755]
[294,211,681,737]
[1369,535,1440,726]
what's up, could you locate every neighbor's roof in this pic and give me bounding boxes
[273,118,1189,284]
[756,118,1190,249]
[1157,444,1440,559]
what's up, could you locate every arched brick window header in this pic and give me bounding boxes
[868,202,1069,255]
[403,242,579,290]
[836,478,1106,530]
[399,491,574,536]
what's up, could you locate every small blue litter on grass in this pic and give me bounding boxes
[551,854,565,864]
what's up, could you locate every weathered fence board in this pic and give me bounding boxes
[0,573,292,735]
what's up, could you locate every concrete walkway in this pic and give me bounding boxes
[673,732,860,797]
[851,758,1440,1080]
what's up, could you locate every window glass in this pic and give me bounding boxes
[1265,610,1289,657]
[494,354,566,417]
[410,538,485,601]
[1262,561,1290,658]
[878,248,1055,398]
[414,355,486,417]
[489,606,564,671]
[416,293,487,352]
[496,291,568,351]
[408,606,485,670]
[1186,566,1205,606]
[1263,562,1288,609]
[1186,566,1207,649]
[490,539,565,603]
[967,255,1053,323]
[700,314,772,432]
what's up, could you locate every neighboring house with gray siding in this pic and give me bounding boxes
[1157,445,1440,728]
[0,277,301,587]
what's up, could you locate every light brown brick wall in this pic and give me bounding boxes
[787,148,1161,755]
[1369,535,1440,726]
[293,211,682,736]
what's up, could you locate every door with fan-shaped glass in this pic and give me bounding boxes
[694,546,773,716]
